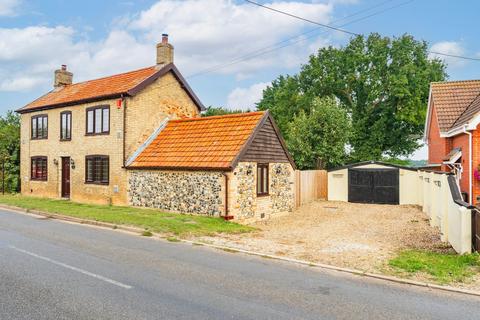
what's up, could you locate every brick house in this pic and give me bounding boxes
[16,35,296,222]
[425,80,480,204]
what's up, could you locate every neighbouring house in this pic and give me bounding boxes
[16,34,296,222]
[425,79,480,204]
[127,111,296,222]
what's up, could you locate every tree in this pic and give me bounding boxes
[0,111,20,192]
[202,106,250,117]
[286,97,350,169]
[258,33,447,161]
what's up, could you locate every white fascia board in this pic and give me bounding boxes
[440,126,466,138]
[466,112,480,130]
[423,87,433,142]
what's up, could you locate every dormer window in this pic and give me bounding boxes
[31,115,48,139]
[86,105,109,135]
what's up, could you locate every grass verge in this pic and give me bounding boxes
[0,194,254,237]
[389,249,480,284]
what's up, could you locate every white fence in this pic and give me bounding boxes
[417,170,472,254]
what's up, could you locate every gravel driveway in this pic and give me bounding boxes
[197,201,445,272]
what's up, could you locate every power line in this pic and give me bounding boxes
[186,0,414,79]
[245,0,480,62]
[429,51,480,62]
[135,0,419,94]
[244,0,359,36]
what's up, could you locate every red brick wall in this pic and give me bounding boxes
[427,104,450,165]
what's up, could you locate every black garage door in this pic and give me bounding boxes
[348,168,399,204]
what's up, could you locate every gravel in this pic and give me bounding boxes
[197,200,444,273]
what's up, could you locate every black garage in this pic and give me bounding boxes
[348,168,399,204]
[327,161,417,205]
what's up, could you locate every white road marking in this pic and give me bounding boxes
[9,245,132,289]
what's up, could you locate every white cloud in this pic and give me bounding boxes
[0,0,337,94]
[226,82,270,111]
[0,0,21,16]
[429,41,466,68]
[129,0,333,75]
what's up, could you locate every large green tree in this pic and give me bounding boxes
[0,111,20,192]
[258,33,447,161]
[287,97,350,169]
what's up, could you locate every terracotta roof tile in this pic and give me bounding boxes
[431,80,480,131]
[18,66,158,112]
[129,111,266,170]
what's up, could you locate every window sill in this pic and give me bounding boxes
[60,139,71,142]
[85,181,109,186]
[257,193,270,197]
[85,132,110,136]
[30,138,48,140]
[30,179,48,182]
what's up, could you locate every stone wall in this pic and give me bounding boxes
[229,162,294,222]
[128,170,225,216]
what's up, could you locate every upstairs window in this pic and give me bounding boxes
[86,106,109,135]
[257,163,269,196]
[31,115,48,139]
[31,156,48,181]
[60,111,72,140]
[85,155,109,185]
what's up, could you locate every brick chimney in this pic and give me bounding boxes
[156,34,174,65]
[54,65,73,88]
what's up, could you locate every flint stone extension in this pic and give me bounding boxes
[127,111,296,222]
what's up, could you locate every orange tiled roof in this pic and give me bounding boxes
[129,111,266,169]
[431,80,480,131]
[18,66,158,112]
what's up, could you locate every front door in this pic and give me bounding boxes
[61,157,71,198]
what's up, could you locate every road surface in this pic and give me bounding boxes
[1,208,479,320]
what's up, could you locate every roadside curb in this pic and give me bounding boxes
[2,203,480,298]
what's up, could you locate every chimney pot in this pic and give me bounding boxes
[162,34,169,44]
[157,34,174,65]
[61,64,67,71]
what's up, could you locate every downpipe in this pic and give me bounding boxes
[462,125,473,204]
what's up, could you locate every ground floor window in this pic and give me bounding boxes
[257,163,269,196]
[31,156,48,181]
[85,155,109,185]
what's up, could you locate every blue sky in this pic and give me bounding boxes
[0,0,479,159]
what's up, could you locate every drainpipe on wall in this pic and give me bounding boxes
[222,172,233,220]
[462,125,473,204]
[121,95,127,167]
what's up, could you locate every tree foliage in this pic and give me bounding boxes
[202,106,250,117]
[0,111,20,192]
[258,33,447,162]
[287,98,350,169]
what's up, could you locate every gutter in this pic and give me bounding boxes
[462,125,473,204]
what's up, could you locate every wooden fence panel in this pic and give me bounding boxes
[295,170,327,207]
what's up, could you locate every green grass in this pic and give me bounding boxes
[389,250,480,284]
[0,194,254,237]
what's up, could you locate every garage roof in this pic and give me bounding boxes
[327,161,418,172]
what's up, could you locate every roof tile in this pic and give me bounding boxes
[129,111,266,170]
[431,80,480,131]
[19,66,158,112]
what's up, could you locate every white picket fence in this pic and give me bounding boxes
[417,170,472,254]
